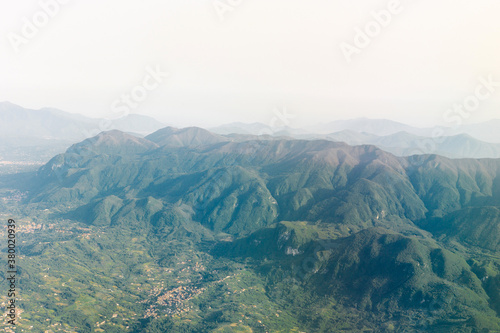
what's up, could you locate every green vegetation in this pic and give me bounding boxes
[2,128,500,332]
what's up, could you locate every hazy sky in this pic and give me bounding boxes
[1,0,499,128]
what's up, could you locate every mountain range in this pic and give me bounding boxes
[2,124,498,332]
[0,101,165,141]
[318,130,500,159]
[210,119,500,159]
[2,103,500,331]
[0,102,166,174]
[2,102,500,174]
[309,118,500,143]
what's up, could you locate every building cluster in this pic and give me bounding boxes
[143,284,205,319]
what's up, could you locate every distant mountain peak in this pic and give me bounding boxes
[0,102,165,141]
[146,126,229,148]
[67,130,158,155]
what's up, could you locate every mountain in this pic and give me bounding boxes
[324,130,379,145]
[67,130,159,156]
[0,101,95,141]
[308,118,431,136]
[0,101,165,141]
[431,133,500,158]
[210,122,308,137]
[145,126,229,147]
[215,224,495,330]
[459,119,500,144]
[324,131,500,159]
[33,128,500,234]
[5,126,500,332]
[429,206,500,251]
[211,119,500,159]
[105,114,167,136]
[314,118,500,144]
[0,101,166,174]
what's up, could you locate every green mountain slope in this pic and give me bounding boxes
[5,127,500,332]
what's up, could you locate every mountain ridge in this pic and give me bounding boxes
[4,125,500,332]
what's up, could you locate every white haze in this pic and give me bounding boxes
[0,0,499,128]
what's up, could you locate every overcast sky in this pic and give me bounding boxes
[1,0,499,128]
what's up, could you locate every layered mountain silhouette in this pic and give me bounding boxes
[0,102,166,173]
[19,126,500,331]
[0,101,165,141]
[3,108,500,331]
[321,131,500,159]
